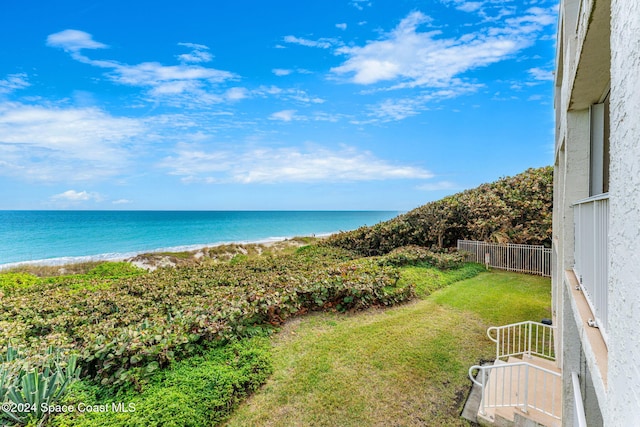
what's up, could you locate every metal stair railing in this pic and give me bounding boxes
[469,362,561,420]
[487,321,556,361]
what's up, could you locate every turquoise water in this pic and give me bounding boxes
[0,211,398,268]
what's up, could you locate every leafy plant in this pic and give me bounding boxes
[324,166,553,255]
[380,245,467,269]
[0,246,414,389]
[51,337,272,427]
[0,273,39,295]
[86,262,145,279]
[1,346,80,426]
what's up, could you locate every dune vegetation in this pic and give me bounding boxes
[1,167,553,426]
[1,246,468,426]
[324,166,553,255]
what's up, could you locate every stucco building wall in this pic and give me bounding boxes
[555,0,640,424]
[607,0,640,423]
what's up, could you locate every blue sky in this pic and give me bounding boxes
[0,0,557,210]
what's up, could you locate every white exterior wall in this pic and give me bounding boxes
[555,0,640,424]
[554,3,602,423]
[607,0,640,423]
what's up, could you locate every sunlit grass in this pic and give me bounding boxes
[397,262,486,298]
[226,269,551,426]
[431,269,553,324]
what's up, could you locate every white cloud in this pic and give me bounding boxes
[111,61,236,104]
[177,42,208,50]
[0,73,30,94]
[273,68,292,76]
[289,90,324,104]
[51,190,102,202]
[336,23,347,30]
[372,98,423,121]
[283,35,335,49]
[359,82,481,123]
[256,85,284,96]
[350,0,371,10]
[112,199,133,205]
[225,87,248,100]
[159,144,433,184]
[109,62,234,88]
[344,59,400,85]
[439,0,484,12]
[458,2,483,13]
[46,29,108,52]
[510,7,557,27]
[253,87,325,105]
[438,0,520,20]
[147,79,201,96]
[270,109,297,121]
[176,43,213,63]
[528,67,554,81]
[331,8,556,89]
[311,112,346,122]
[267,109,337,123]
[0,102,145,182]
[272,68,313,77]
[47,30,238,106]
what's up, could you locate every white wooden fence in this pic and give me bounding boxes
[457,240,552,277]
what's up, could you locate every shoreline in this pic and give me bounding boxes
[0,210,399,271]
[0,233,333,272]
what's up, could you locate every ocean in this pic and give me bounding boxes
[0,210,399,269]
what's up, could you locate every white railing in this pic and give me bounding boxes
[469,362,561,420]
[457,240,552,277]
[573,194,609,342]
[487,321,556,361]
[571,372,588,427]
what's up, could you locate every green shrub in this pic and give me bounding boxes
[0,246,414,389]
[0,272,39,294]
[324,166,553,255]
[51,337,272,427]
[380,246,466,269]
[86,262,145,279]
[228,254,248,265]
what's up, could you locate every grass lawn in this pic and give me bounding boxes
[225,269,551,426]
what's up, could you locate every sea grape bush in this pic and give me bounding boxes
[0,247,414,388]
[84,262,145,279]
[380,246,466,270]
[324,166,553,255]
[0,273,39,295]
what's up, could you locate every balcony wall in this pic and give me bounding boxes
[573,193,609,344]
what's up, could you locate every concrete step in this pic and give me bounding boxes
[475,356,562,427]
